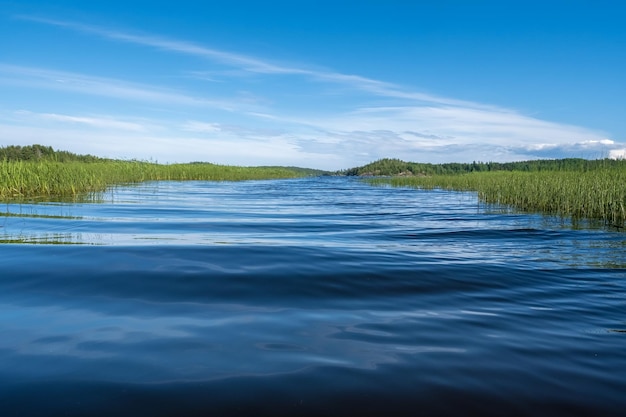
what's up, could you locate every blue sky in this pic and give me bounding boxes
[1,0,625,169]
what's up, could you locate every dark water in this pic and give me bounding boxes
[1,177,625,416]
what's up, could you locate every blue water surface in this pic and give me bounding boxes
[1,177,624,416]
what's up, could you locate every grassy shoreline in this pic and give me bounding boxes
[368,168,626,228]
[0,160,315,200]
[2,146,625,229]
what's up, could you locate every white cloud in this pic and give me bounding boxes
[581,139,615,146]
[283,104,608,151]
[609,149,626,159]
[512,139,624,160]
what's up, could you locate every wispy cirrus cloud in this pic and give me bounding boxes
[14,15,494,109]
[0,64,245,111]
[14,16,310,75]
[13,110,148,132]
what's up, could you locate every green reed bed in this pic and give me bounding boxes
[0,160,307,200]
[369,168,626,228]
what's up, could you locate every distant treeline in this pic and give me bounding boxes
[0,144,105,163]
[341,157,626,176]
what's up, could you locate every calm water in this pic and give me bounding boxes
[1,177,625,416]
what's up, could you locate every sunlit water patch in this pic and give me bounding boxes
[1,177,624,416]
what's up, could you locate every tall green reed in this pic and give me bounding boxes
[0,160,308,200]
[369,168,626,228]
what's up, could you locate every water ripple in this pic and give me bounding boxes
[1,177,625,416]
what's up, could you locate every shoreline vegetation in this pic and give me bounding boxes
[0,145,323,200]
[1,145,625,228]
[357,158,626,229]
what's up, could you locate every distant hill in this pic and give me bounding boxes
[340,157,625,176]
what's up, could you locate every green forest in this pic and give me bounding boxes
[341,157,626,176]
[0,144,104,163]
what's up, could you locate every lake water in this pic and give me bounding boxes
[1,177,624,416]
